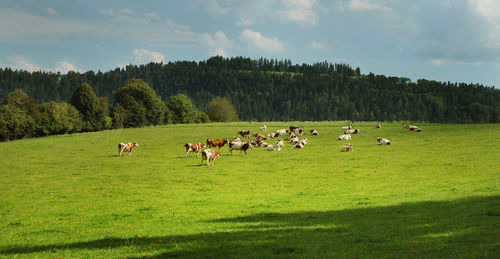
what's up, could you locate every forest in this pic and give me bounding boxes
[1,56,498,125]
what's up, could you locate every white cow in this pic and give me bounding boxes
[337,134,352,141]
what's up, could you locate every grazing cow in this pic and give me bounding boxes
[238,130,251,138]
[344,129,360,134]
[376,137,391,145]
[338,134,352,141]
[228,140,252,155]
[341,143,353,152]
[260,125,267,131]
[118,142,139,156]
[310,129,319,135]
[201,149,220,167]
[374,123,382,129]
[288,131,297,139]
[266,144,281,151]
[275,139,285,148]
[184,143,205,158]
[206,138,229,152]
[301,138,309,145]
[341,126,352,130]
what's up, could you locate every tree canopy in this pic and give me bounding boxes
[206,96,239,122]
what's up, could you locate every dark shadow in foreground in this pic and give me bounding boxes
[1,196,499,258]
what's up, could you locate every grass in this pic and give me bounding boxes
[0,122,499,258]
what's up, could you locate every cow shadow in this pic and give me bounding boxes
[1,196,498,258]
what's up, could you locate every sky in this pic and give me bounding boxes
[0,0,499,87]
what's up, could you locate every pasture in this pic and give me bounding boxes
[0,122,499,258]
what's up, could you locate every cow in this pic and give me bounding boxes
[376,137,391,145]
[260,125,267,131]
[266,144,281,151]
[276,129,288,135]
[266,132,280,139]
[341,143,353,152]
[275,139,285,148]
[292,141,304,149]
[201,149,220,166]
[301,138,309,145]
[310,129,319,135]
[252,133,267,141]
[404,125,421,132]
[338,134,352,141]
[118,142,139,156]
[206,138,228,152]
[184,143,205,158]
[228,140,252,155]
[290,136,299,144]
[374,123,382,129]
[238,130,251,138]
[344,129,360,134]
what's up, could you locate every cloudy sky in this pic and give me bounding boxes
[1,0,499,87]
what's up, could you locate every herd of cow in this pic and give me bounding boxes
[118,123,422,166]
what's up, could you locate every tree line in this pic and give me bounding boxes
[0,79,238,141]
[0,56,498,131]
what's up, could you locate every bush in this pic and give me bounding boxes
[69,83,110,131]
[0,104,36,141]
[38,102,83,135]
[166,94,197,124]
[114,79,166,127]
[206,96,239,122]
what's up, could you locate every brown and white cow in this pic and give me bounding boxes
[206,138,229,152]
[376,137,391,145]
[341,143,353,152]
[118,142,139,156]
[184,143,205,158]
[238,130,251,138]
[228,140,252,155]
[201,149,220,166]
[374,123,382,129]
[310,129,319,135]
[338,134,352,141]
[404,125,421,132]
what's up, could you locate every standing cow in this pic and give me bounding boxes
[201,149,220,166]
[118,142,139,156]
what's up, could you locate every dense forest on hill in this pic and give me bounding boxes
[1,56,498,123]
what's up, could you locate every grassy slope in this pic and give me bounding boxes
[0,122,499,258]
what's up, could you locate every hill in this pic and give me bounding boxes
[1,56,499,123]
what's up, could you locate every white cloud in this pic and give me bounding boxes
[239,29,284,53]
[55,61,84,73]
[468,0,500,21]
[348,0,392,12]
[199,31,237,57]
[279,0,318,27]
[132,49,165,64]
[7,55,43,72]
[5,55,84,73]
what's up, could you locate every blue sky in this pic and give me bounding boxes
[1,0,499,87]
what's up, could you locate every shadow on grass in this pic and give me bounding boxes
[1,196,499,258]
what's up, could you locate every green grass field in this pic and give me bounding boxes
[0,122,499,258]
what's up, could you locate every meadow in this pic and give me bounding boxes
[0,122,499,258]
